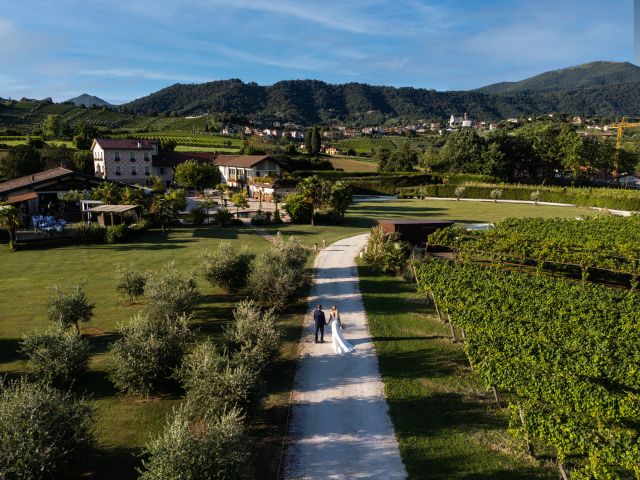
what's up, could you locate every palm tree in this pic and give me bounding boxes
[0,204,21,252]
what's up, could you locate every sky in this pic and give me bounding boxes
[0,0,634,104]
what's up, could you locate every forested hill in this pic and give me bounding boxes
[476,61,640,94]
[124,77,640,124]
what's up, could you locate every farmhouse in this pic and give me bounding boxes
[91,139,281,187]
[0,167,106,217]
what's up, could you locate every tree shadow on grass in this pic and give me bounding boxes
[83,445,143,480]
[0,337,25,365]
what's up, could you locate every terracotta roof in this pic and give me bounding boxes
[93,138,158,150]
[0,167,75,195]
[152,152,218,167]
[214,155,271,168]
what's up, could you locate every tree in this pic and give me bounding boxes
[212,207,233,227]
[72,123,98,150]
[144,262,200,319]
[150,189,186,232]
[42,115,65,139]
[47,283,94,333]
[115,264,147,304]
[21,324,90,387]
[177,340,257,414]
[438,129,485,173]
[311,125,321,154]
[231,191,249,217]
[376,143,418,172]
[0,204,20,252]
[283,193,313,224]
[199,241,254,293]
[159,139,177,152]
[0,144,43,180]
[173,160,221,190]
[91,182,122,204]
[139,403,248,480]
[296,175,327,225]
[120,186,144,206]
[247,235,311,312]
[109,312,193,395]
[0,378,93,480]
[328,181,352,223]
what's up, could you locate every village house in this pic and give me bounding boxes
[91,139,281,187]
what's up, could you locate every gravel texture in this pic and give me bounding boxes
[283,234,407,480]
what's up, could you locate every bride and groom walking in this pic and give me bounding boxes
[313,304,355,354]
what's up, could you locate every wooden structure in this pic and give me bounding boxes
[88,204,140,226]
[378,219,454,247]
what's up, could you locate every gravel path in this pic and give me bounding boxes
[282,234,407,480]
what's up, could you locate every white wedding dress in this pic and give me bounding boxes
[329,312,355,354]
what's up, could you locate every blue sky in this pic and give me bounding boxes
[0,0,634,104]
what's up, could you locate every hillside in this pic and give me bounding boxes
[476,61,640,94]
[65,94,113,107]
[124,75,640,124]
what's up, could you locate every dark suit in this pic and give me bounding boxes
[313,309,326,342]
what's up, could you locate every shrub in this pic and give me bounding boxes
[312,209,340,225]
[454,186,466,200]
[531,190,541,204]
[363,226,412,274]
[109,313,193,395]
[144,262,200,319]
[115,264,147,304]
[72,223,106,243]
[283,193,312,223]
[21,325,90,387]
[490,189,502,202]
[213,208,233,227]
[199,242,254,293]
[105,224,127,244]
[225,300,280,373]
[247,235,311,312]
[128,218,152,233]
[177,340,257,414]
[0,378,93,480]
[47,282,94,333]
[250,210,272,225]
[189,205,206,226]
[139,404,248,480]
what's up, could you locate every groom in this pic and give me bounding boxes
[313,304,327,343]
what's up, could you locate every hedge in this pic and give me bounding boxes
[398,183,640,211]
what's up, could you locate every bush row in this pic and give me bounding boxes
[398,183,640,211]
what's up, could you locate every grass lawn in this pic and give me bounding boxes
[358,265,557,479]
[329,156,378,172]
[0,200,603,478]
[0,225,298,479]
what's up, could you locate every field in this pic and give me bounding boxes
[113,131,243,150]
[329,156,378,172]
[336,135,435,154]
[0,200,604,479]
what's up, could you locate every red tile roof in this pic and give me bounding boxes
[93,138,158,150]
[214,155,271,168]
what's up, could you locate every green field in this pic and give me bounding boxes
[336,135,434,154]
[0,200,604,479]
[330,156,378,172]
[114,131,243,149]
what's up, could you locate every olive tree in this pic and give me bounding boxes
[109,313,193,396]
[0,204,20,252]
[115,264,147,304]
[21,324,90,387]
[199,242,254,293]
[144,262,200,319]
[139,403,248,480]
[177,340,257,414]
[0,378,93,480]
[247,235,311,312]
[47,282,94,333]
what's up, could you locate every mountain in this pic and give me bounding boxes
[65,94,113,107]
[476,61,640,94]
[124,73,640,124]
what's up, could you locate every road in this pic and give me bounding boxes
[282,234,407,480]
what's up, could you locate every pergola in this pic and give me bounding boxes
[88,204,141,226]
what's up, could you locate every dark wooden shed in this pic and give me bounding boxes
[378,219,455,247]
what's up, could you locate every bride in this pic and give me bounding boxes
[329,305,355,354]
